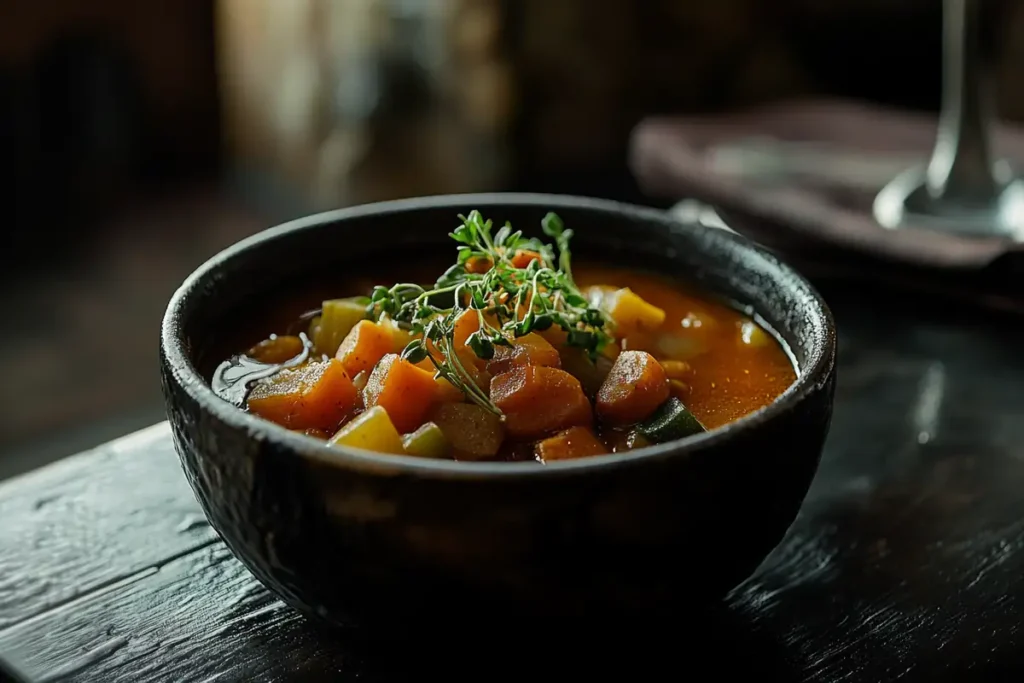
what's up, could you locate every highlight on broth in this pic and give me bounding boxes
[212,210,796,463]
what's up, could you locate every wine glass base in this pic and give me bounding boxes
[873,166,1024,240]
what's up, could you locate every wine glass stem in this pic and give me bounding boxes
[927,0,1000,203]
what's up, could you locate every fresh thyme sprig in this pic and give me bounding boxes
[365,210,614,414]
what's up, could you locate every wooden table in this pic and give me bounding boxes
[2,282,1023,682]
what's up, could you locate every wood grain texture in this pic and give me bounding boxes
[0,424,218,631]
[3,283,1024,682]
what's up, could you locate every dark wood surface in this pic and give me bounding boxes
[2,282,1023,682]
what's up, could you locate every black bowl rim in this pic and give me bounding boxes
[161,192,836,480]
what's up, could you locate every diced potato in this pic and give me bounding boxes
[596,350,670,425]
[654,333,708,361]
[490,365,592,438]
[314,299,369,356]
[486,332,561,375]
[603,288,666,334]
[535,426,608,462]
[739,320,771,347]
[660,359,693,381]
[363,354,441,433]
[402,422,450,458]
[601,340,622,361]
[336,320,394,377]
[329,405,405,455]
[247,359,359,432]
[428,403,504,460]
[381,318,416,354]
[247,335,305,365]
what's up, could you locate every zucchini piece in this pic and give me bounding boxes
[401,422,450,458]
[636,397,706,444]
[314,298,370,356]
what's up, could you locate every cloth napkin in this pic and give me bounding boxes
[630,98,1024,314]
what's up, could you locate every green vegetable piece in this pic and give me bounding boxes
[637,397,706,444]
[314,298,369,356]
[401,422,450,459]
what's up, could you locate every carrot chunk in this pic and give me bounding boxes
[433,375,467,403]
[336,320,394,377]
[363,354,441,433]
[490,365,592,438]
[511,250,541,269]
[247,359,359,431]
[535,426,609,462]
[452,309,481,353]
[486,332,561,375]
[596,350,670,425]
[247,335,305,364]
[409,344,467,402]
[465,256,493,274]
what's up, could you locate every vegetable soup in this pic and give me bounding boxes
[212,211,796,463]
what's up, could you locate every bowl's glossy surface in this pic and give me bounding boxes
[160,193,836,630]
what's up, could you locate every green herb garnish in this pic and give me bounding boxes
[366,210,614,414]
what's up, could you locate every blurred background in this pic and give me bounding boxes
[2,0,1022,478]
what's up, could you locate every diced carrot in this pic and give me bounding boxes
[511,250,541,269]
[596,350,670,425]
[336,320,394,377]
[434,375,467,403]
[247,335,305,364]
[490,365,592,438]
[408,345,466,403]
[535,426,608,462]
[539,326,569,347]
[452,309,502,359]
[465,256,493,274]
[363,354,440,433]
[452,309,480,353]
[428,403,504,460]
[454,347,493,391]
[247,359,359,432]
[486,332,561,375]
[411,337,442,371]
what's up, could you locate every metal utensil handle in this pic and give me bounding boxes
[927,0,1001,202]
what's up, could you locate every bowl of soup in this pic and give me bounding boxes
[161,193,835,630]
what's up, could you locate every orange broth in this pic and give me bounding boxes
[573,265,796,430]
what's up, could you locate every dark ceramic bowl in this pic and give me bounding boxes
[160,193,836,630]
